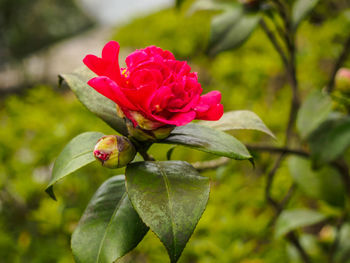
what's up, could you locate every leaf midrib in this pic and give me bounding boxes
[157,163,178,261]
[50,149,94,185]
[96,192,126,263]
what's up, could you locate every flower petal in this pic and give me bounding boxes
[196,103,223,121]
[152,110,196,126]
[87,77,137,110]
[83,41,121,82]
[195,91,223,120]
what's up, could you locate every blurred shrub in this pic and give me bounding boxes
[0,0,93,63]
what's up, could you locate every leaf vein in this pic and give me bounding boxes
[157,163,178,260]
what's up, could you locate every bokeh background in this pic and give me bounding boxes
[1,0,350,262]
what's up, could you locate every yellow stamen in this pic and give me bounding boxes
[155,105,162,112]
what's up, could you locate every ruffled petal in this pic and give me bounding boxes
[83,41,121,82]
[196,104,223,121]
[125,50,149,68]
[195,90,223,120]
[195,91,221,112]
[87,77,137,110]
[121,84,157,111]
[152,110,196,126]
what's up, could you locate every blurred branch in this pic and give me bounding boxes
[260,19,289,69]
[192,145,308,172]
[262,2,306,260]
[329,213,347,263]
[249,145,350,194]
[261,17,300,144]
[287,232,311,263]
[326,34,350,93]
[247,144,308,157]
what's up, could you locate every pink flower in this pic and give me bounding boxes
[83,41,223,130]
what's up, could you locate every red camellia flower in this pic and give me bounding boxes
[83,41,223,130]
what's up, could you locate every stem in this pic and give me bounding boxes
[139,150,155,161]
[260,16,300,145]
[260,19,289,69]
[262,2,306,261]
[247,144,309,157]
[287,232,311,263]
[326,34,350,93]
[130,138,155,161]
[191,145,308,171]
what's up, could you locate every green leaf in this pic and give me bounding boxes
[288,156,345,207]
[187,0,229,15]
[162,123,252,161]
[336,223,350,261]
[292,0,320,30]
[308,115,350,167]
[208,5,260,55]
[46,131,103,200]
[72,175,148,263]
[199,110,275,138]
[275,209,326,238]
[297,90,333,139]
[60,67,128,136]
[125,161,210,263]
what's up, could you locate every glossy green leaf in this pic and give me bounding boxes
[292,0,320,30]
[297,90,332,139]
[288,156,345,207]
[125,161,210,263]
[275,209,326,238]
[308,115,350,167]
[199,110,275,138]
[60,67,128,135]
[208,5,260,55]
[46,132,103,200]
[72,175,148,263]
[162,123,252,160]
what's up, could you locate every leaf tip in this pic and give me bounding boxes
[58,74,65,88]
[248,158,255,168]
[166,147,177,160]
[45,186,57,201]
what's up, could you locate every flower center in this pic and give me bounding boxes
[154,104,162,113]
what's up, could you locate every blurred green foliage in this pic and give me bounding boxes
[1,1,350,262]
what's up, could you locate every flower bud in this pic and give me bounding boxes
[93,135,136,168]
[319,225,335,243]
[335,68,350,94]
